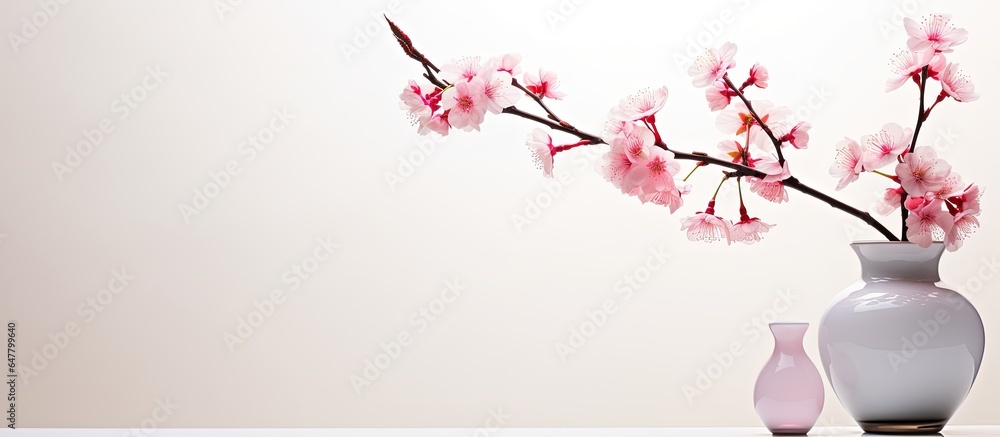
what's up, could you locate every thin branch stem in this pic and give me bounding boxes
[553,140,591,152]
[651,121,665,147]
[423,71,447,89]
[743,129,751,166]
[908,67,930,155]
[682,164,701,182]
[901,66,930,241]
[723,74,785,166]
[783,176,898,241]
[502,107,601,143]
[511,79,573,128]
[873,170,898,180]
[712,175,730,200]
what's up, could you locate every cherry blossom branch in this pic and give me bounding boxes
[503,104,898,240]
[387,14,574,132]
[388,18,898,242]
[715,76,900,239]
[385,16,450,90]
[722,74,786,166]
[504,108,757,174]
[900,65,930,241]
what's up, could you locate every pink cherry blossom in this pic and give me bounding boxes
[904,196,953,248]
[779,122,811,149]
[885,49,932,92]
[617,122,654,164]
[716,101,753,135]
[904,14,968,54]
[895,146,952,195]
[876,186,904,216]
[688,42,737,88]
[603,119,628,141]
[612,86,669,122]
[441,56,484,83]
[939,63,980,102]
[946,210,979,252]
[861,123,913,170]
[944,183,982,251]
[399,80,432,114]
[628,147,681,197]
[747,63,769,89]
[643,183,688,213]
[748,177,788,203]
[442,79,488,132]
[930,172,963,200]
[523,69,566,100]
[718,140,752,165]
[399,81,432,124]
[477,69,521,114]
[399,80,449,136]
[422,111,450,136]
[716,100,790,142]
[756,157,790,183]
[603,123,652,193]
[602,145,633,191]
[830,138,865,190]
[948,183,981,216]
[730,216,774,244]
[705,80,736,111]
[940,182,982,251]
[937,184,980,252]
[928,52,947,79]
[493,53,522,76]
[525,129,555,178]
[680,201,732,244]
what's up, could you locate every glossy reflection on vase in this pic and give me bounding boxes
[754,322,824,435]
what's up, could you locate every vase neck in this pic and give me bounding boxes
[851,242,944,282]
[770,323,807,353]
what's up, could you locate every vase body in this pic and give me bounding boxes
[753,322,824,435]
[818,242,985,434]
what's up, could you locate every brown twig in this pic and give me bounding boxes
[900,66,931,241]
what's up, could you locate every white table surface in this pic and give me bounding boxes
[6,427,1000,436]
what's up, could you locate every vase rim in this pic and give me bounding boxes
[851,240,944,281]
[769,322,809,326]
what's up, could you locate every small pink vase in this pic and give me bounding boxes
[753,322,825,435]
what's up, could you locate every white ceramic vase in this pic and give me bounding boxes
[818,241,985,434]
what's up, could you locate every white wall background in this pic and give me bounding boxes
[0,0,997,428]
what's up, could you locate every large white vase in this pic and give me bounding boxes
[818,241,985,434]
